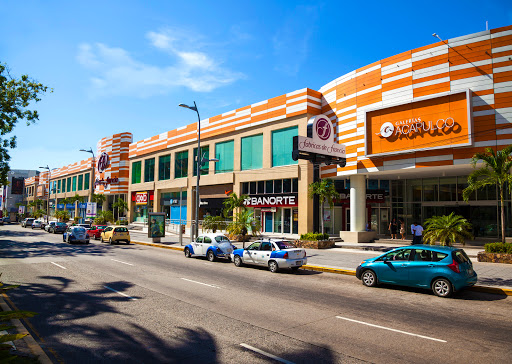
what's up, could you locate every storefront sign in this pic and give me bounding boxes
[95,176,119,186]
[296,114,346,158]
[135,192,148,205]
[86,202,97,217]
[244,193,298,208]
[336,189,386,204]
[65,203,74,209]
[97,152,110,173]
[78,203,87,209]
[57,203,65,209]
[261,207,277,213]
[365,90,472,157]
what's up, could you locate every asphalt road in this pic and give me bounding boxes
[1,224,511,364]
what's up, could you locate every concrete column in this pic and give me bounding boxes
[350,174,366,232]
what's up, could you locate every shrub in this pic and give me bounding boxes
[94,210,114,225]
[300,232,329,241]
[484,242,512,254]
[115,220,128,225]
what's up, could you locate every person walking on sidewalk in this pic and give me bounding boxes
[399,218,405,240]
[389,218,398,240]
[412,222,424,244]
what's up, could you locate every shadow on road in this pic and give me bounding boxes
[376,283,507,301]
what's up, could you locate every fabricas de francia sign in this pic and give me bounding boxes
[296,114,346,158]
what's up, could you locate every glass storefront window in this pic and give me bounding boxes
[144,158,155,182]
[283,179,291,193]
[241,134,263,170]
[84,173,90,190]
[193,146,209,176]
[266,180,273,194]
[293,178,298,193]
[215,140,234,173]
[392,180,405,203]
[274,180,282,193]
[478,184,497,201]
[274,208,282,233]
[257,181,264,194]
[159,155,171,180]
[242,182,249,195]
[72,176,77,192]
[175,151,188,179]
[439,177,456,201]
[368,179,378,190]
[78,175,83,191]
[250,182,256,194]
[406,179,422,202]
[423,178,438,202]
[132,161,142,184]
[272,126,298,167]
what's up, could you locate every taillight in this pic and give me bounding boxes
[283,252,289,259]
[447,259,460,273]
[303,251,307,258]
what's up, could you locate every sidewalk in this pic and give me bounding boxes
[129,230,512,293]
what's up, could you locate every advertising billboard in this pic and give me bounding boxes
[148,213,165,238]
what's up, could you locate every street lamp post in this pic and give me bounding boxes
[79,148,96,204]
[178,102,219,240]
[39,165,51,224]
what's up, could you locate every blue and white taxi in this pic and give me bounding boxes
[231,239,307,273]
[184,233,235,262]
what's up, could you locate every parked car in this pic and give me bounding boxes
[49,222,68,234]
[87,225,108,240]
[2,217,10,224]
[184,233,235,262]
[31,220,44,229]
[231,239,307,273]
[21,218,35,228]
[78,223,91,230]
[0,218,3,226]
[63,226,90,244]
[356,245,477,298]
[100,226,130,244]
[45,221,57,232]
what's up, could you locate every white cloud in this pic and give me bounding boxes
[77,29,244,97]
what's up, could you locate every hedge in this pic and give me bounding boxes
[300,232,330,241]
[484,242,512,254]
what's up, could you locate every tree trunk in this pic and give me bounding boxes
[500,187,506,244]
[320,200,324,234]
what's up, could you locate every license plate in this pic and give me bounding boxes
[296,261,302,266]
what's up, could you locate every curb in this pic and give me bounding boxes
[0,293,53,363]
[131,241,511,296]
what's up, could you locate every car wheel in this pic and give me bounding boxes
[268,260,279,273]
[184,248,191,258]
[233,255,243,267]
[207,250,215,262]
[362,270,378,287]
[109,238,113,245]
[53,229,56,234]
[432,278,453,298]
[94,235,99,240]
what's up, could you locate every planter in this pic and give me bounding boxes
[477,252,512,264]
[295,239,335,249]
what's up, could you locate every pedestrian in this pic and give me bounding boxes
[399,218,405,240]
[412,222,424,245]
[389,218,398,240]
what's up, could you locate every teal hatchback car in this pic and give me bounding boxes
[356,245,477,297]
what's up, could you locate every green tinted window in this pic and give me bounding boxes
[57,180,61,193]
[193,146,209,176]
[241,134,263,171]
[84,173,90,190]
[78,175,83,191]
[72,176,77,191]
[159,155,171,180]
[132,161,142,184]
[144,158,155,182]
[175,151,188,178]
[272,126,298,167]
[67,177,71,192]
[215,140,234,173]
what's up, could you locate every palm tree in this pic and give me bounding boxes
[222,192,248,218]
[113,197,128,221]
[92,193,106,211]
[226,209,259,243]
[463,146,512,243]
[423,213,474,246]
[94,210,114,225]
[308,179,340,234]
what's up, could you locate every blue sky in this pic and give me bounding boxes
[1,0,511,171]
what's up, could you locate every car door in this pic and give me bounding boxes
[375,248,413,285]
[102,227,113,241]
[257,241,273,265]
[193,236,204,256]
[243,242,261,265]
[203,236,214,256]
[407,249,436,288]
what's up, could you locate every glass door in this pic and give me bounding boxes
[265,212,273,233]
[379,208,389,235]
[283,208,291,234]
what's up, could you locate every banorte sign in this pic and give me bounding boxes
[97,152,110,173]
[297,114,346,158]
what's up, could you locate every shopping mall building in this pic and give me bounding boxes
[25,25,512,240]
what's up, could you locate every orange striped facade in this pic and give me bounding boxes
[319,25,512,178]
[96,132,133,194]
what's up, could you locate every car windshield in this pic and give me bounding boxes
[96,225,107,229]
[72,227,86,233]
[275,241,296,249]
[56,222,67,227]
[214,236,230,242]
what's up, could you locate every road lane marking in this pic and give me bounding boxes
[104,286,137,300]
[50,262,67,270]
[111,259,134,266]
[335,316,446,343]
[240,343,295,364]
[180,278,220,289]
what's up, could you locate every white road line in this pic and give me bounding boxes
[240,343,295,364]
[335,316,446,343]
[104,286,137,300]
[50,262,67,270]
[180,278,220,289]
[111,259,134,266]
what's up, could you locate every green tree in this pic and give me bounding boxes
[92,193,106,210]
[308,179,340,234]
[34,209,46,219]
[113,197,128,220]
[94,210,114,225]
[226,209,259,242]
[55,210,70,222]
[423,213,474,246]
[0,63,51,185]
[69,194,84,204]
[222,192,248,218]
[463,146,512,243]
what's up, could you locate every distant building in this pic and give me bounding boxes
[1,169,39,220]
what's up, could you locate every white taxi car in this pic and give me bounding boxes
[231,239,307,273]
[184,233,235,262]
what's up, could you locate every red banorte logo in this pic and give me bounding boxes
[97,152,110,173]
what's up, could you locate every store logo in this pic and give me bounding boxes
[376,117,455,139]
[97,152,110,173]
[315,117,332,141]
[378,122,394,138]
[135,192,148,205]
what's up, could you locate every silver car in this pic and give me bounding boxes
[63,226,90,244]
[31,220,44,229]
